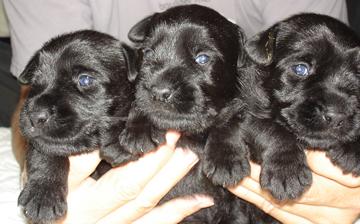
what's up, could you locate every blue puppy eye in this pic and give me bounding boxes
[78,74,95,87]
[292,64,309,76]
[195,54,210,64]
[142,48,154,58]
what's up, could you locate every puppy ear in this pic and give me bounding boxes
[245,26,277,66]
[128,15,155,43]
[18,53,40,85]
[236,27,247,67]
[121,43,139,82]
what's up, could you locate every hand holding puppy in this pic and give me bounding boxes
[62,131,214,224]
[229,150,360,224]
[60,131,360,224]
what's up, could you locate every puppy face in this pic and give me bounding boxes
[128,5,245,133]
[246,13,360,147]
[19,31,132,155]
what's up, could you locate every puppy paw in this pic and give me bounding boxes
[119,128,157,155]
[18,181,67,223]
[202,143,250,187]
[101,145,137,167]
[150,128,166,145]
[327,147,360,176]
[260,161,312,201]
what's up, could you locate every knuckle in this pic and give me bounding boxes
[259,200,275,214]
[135,197,158,212]
[116,183,142,201]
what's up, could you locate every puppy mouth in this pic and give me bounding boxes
[135,83,216,131]
[22,112,88,141]
[137,81,199,114]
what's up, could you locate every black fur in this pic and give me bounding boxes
[120,5,277,223]
[18,30,136,223]
[210,13,360,201]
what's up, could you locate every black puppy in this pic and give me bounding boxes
[208,13,360,201]
[120,4,277,223]
[18,30,135,223]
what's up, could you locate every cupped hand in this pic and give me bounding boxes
[229,150,360,224]
[61,131,214,224]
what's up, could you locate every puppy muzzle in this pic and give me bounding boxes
[298,93,358,133]
[29,110,51,129]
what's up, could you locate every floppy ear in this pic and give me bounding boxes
[128,15,155,43]
[236,27,247,67]
[121,43,140,82]
[245,26,277,66]
[18,53,40,85]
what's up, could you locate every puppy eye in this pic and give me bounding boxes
[78,74,95,87]
[195,54,210,65]
[292,64,309,77]
[142,48,155,58]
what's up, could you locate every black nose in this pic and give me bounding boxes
[151,86,173,102]
[30,110,50,128]
[322,111,346,127]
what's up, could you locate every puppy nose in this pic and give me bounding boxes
[322,111,345,127]
[151,86,173,102]
[30,111,50,128]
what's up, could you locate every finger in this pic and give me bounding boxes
[235,175,329,207]
[294,172,360,208]
[66,143,177,222]
[97,148,199,224]
[228,186,313,224]
[234,176,274,202]
[133,195,214,224]
[165,130,181,146]
[68,150,101,190]
[233,172,360,211]
[279,203,359,224]
[248,158,360,208]
[306,150,360,187]
[248,161,261,181]
[245,161,333,206]
[67,131,180,191]
[230,182,359,224]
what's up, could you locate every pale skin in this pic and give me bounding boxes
[62,131,360,224]
[61,131,214,224]
[229,150,360,224]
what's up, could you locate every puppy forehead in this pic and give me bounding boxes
[275,27,360,68]
[37,42,107,80]
[151,22,219,52]
[279,16,360,52]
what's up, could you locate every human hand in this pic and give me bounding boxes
[228,150,360,224]
[61,131,214,224]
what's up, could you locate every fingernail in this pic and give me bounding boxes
[175,147,199,166]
